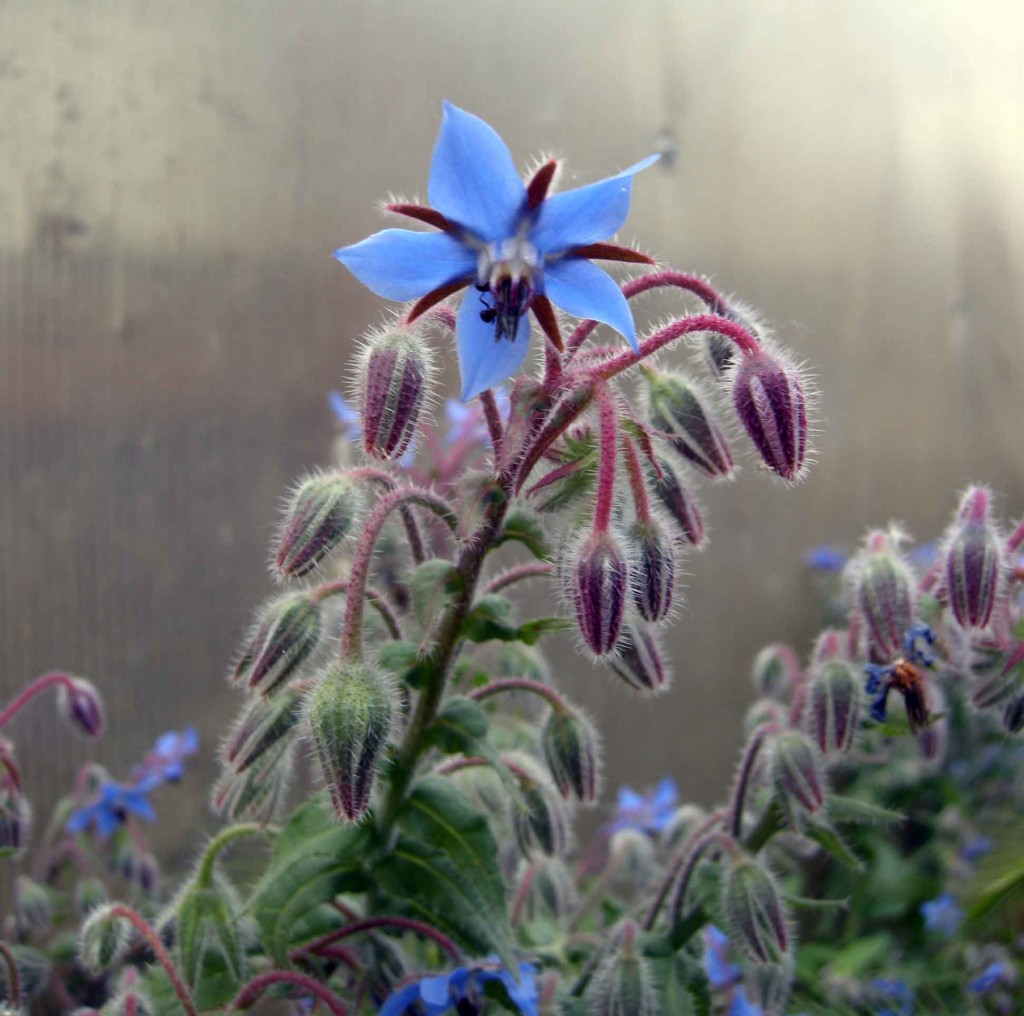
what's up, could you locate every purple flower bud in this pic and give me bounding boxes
[770,731,826,820]
[645,370,734,479]
[224,686,304,773]
[568,531,629,656]
[0,782,29,860]
[79,904,131,974]
[810,629,846,668]
[358,324,433,461]
[626,519,677,622]
[721,857,790,966]
[850,532,917,662]
[744,698,786,738]
[513,772,569,858]
[646,455,706,548]
[274,471,361,579]
[56,677,105,739]
[751,644,801,700]
[305,662,395,823]
[587,921,657,1016]
[703,331,738,381]
[211,745,293,825]
[1004,693,1024,733]
[943,486,1006,631]
[730,348,810,482]
[608,622,671,695]
[234,594,321,695]
[541,708,601,804]
[806,659,861,755]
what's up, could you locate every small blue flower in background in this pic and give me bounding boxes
[136,727,199,785]
[728,987,764,1016]
[961,835,994,862]
[906,541,938,571]
[444,386,510,446]
[379,959,538,1016]
[329,391,363,442]
[335,102,658,401]
[967,961,1008,995]
[702,925,740,990]
[66,781,157,839]
[870,977,914,1016]
[606,778,679,836]
[920,893,962,936]
[804,545,848,571]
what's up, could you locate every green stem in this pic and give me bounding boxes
[196,823,267,888]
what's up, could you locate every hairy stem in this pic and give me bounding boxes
[593,385,619,534]
[480,388,505,467]
[469,677,570,713]
[196,823,267,888]
[296,915,463,963]
[312,580,403,640]
[348,466,427,565]
[228,970,349,1016]
[730,725,777,839]
[484,562,555,595]
[0,672,77,731]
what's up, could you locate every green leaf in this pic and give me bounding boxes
[826,794,905,826]
[805,820,863,871]
[176,883,245,988]
[968,855,1024,923]
[249,794,370,964]
[375,776,515,969]
[143,950,239,1014]
[649,951,708,1016]
[825,933,891,978]
[377,640,420,672]
[786,893,850,912]
[410,560,463,628]
[515,617,572,645]
[495,509,553,560]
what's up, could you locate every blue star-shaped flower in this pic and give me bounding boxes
[379,959,538,1016]
[920,893,962,936]
[335,102,658,401]
[135,726,199,785]
[967,961,1008,995]
[66,780,157,839]
[606,777,679,836]
[864,622,936,726]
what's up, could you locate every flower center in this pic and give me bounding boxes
[476,237,540,342]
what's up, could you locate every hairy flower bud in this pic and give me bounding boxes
[806,659,861,754]
[79,905,131,974]
[211,748,292,826]
[943,486,1006,631]
[513,777,569,858]
[75,877,109,917]
[626,519,677,622]
[176,882,245,988]
[274,471,361,579]
[517,858,578,921]
[541,708,601,804]
[224,685,304,773]
[1003,694,1024,734]
[770,732,826,821]
[703,331,738,380]
[15,877,52,933]
[0,784,29,860]
[234,594,321,695]
[744,698,786,738]
[568,531,629,656]
[722,857,790,966]
[57,678,105,739]
[645,370,734,479]
[608,622,671,695]
[586,921,657,1016]
[306,662,395,822]
[358,324,432,461]
[730,348,809,482]
[850,532,917,661]
[751,644,800,700]
[810,629,846,668]
[646,455,705,548]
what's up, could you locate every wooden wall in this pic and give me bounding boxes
[1,0,1023,897]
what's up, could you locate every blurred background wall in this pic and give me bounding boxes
[1,0,1023,892]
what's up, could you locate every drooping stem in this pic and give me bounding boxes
[574,314,761,386]
[196,823,267,888]
[730,724,777,839]
[312,580,403,640]
[0,672,77,731]
[347,466,426,565]
[228,971,349,1016]
[469,677,570,713]
[1007,520,1024,553]
[340,487,459,659]
[107,905,197,1016]
[483,562,555,595]
[480,388,505,466]
[667,832,740,936]
[0,940,20,1009]
[621,436,651,523]
[566,271,730,358]
[296,915,463,963]
[513,384,596,494]
[593,385,619,534]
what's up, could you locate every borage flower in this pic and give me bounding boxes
[864,622,936,733]
[380,958,538,1016]
[66,780,158,839]
[335,102,657,400]
[605,777,678,836]
[134,726,199,785]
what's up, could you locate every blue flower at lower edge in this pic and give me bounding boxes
[606,778,679,836]
[870,978,914,1016]
[380,960,538,1016]
[66,780,157,839]
[335,102,658,401]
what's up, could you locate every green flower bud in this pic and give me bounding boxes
[751,644,800,700]
[79,905,131,975]
[306,662,396,822]
[770,731,826,823]
[234,594,321,695]
[175,881,245,988]
[586,921,657,1016]
[541,708,601,805]
[74,877,109,917]
[224,685,304,773]
[15,877,51,933]
[806,659,861,755]
[274,471,362,579]
[722,857,790,966]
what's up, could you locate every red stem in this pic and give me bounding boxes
[480,389,505,467]
[1007,520,1024,553]
[311,580,402,640]
[0,672,76,731]
[228,971,349,1016]
[484,562,555,595]
[469,677,570,713]
[730,725,778,839]
[566,271,730,358]
[573,314,762,386]
[297,915,463,963]
[107,905,197,1016]
[593,385,619,534]
[621,436,651,523]
[347,466,426,565]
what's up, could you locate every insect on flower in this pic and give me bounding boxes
[334,102,658,400]
[864,622,937,733]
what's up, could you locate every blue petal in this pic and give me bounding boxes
[418,972,455,1007]
[456,289,532,401]
[543,258,639,350]
[428,102,526,242]
[96,807,121,839]
[616,786,644,811]
[379,981,422,1016]
[530,155,658,252]
[66,804,96,833]
[652,777,679,810]
[334,229,476,302]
